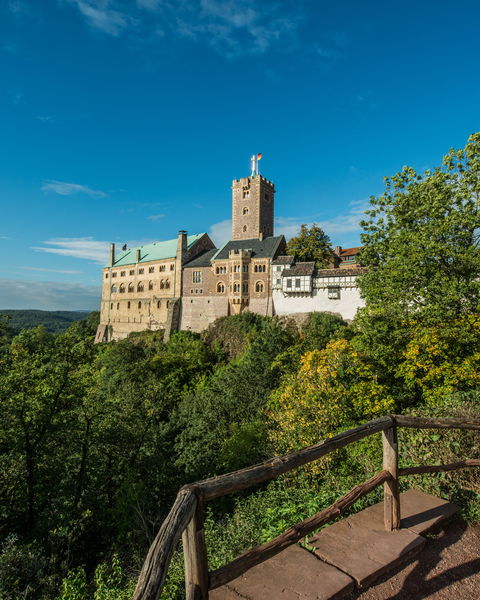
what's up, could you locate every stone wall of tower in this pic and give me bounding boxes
[231,175,275,240]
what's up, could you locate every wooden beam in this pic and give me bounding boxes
[208,470,391,590]
[193,417,393,501]
[132,489,197,600]
[394,415,480,430]
[400,459,480,476]
[382,424,400,531]
[183,499,209,600]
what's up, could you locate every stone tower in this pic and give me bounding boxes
[231,174,275,241]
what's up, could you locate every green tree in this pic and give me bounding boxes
[286,224,333,267]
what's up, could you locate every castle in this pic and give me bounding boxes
[95,157,365,343]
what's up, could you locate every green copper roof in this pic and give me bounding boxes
[106,233,206,267]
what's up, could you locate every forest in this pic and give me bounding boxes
[0,311,91,335]
[1,134,480,599]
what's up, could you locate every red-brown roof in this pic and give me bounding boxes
[338,246,361,257]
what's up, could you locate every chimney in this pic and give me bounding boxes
[175,230,188,297]
[109,243,115,266]
[334,246,342,256]
[136,248,141,262]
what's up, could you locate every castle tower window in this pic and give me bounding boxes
[138,301,142,308]
[137,282,144,292]
[233,283,240,293]
[127,301,131,309]
[149,266,155,273]
[243,207,249,215]
[255,281,264,293]
[217,282,225,293]
[128,283,134,293]
[157,300,161,308]
[105,273,109,279]
[242,283,249,293]
[148,281,154,291]
[119,283,125,293]
[243,190,250,198]
[111,284,117,293]
[193,271,202,283]
[243,225,247,232]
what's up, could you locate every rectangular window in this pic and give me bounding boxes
[112,272,117,278]
[193,271,202,283]
[105,273,109,279]
[129,269,134,275]
[243,265,248,272]
[276,266,282,271]
[286,279,292,288]
[328,287,341,299]
[295,278,301,288]
[120,271,125,277]
[276,278,281,285]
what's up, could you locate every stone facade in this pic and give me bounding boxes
[96,163,366,342]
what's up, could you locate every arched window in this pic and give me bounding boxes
[110,302,113,309]
[111,284,117,293]
[165,280,170,289]
[243,207,249,215]
[119,283,125,293]
[166,300,170,308]
[138,301,142,309]
[128,282,134,293]
[157,300,161,308]
[137,281,144,292]
[127,301,131,309]
[217,282,225,293]
[243,225,247,232]
[148,281,154,291]
[233,283,240,293]
[255,281,264,293]
[116,302,120,309]
[160,280,165,289]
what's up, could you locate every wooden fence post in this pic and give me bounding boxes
[182,494,209,600]
[382,421,400,531]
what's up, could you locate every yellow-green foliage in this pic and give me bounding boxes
[400,314,480,403]
[269,338,394,454]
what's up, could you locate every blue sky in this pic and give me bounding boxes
[1,0,479,310]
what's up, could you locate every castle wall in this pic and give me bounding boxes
[272,281,364,322]
[180,296,229,332]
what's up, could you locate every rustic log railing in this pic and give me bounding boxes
[132,414,480,600]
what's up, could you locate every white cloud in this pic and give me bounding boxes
[0,279,100,311]
[67,0,132,36]
[41,180,107,198]
[33,237,110,264]
[19,266,82,274]
[64,0,300,58]
[209,219,231,246]
[275,199,369,241]
[147,213,165,221]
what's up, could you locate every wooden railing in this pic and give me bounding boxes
[132,415,480,600]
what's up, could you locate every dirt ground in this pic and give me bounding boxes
[344,517,480,600]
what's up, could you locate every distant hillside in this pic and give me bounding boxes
[0,310,92,334]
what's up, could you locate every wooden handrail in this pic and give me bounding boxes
[209,470,391,590]
[192,416,393,501]
[132,488,197,600]
[132,414,480,600]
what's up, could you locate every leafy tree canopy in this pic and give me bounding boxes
[286,223,333,268]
